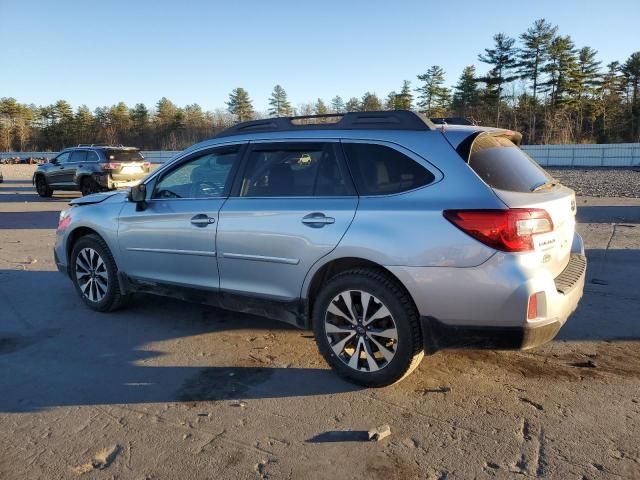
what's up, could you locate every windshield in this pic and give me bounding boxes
[105,150,144,162]
[468,134,552,193]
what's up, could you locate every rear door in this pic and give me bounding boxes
[216,141,357,301]
[466,133,576,276]
[117,145,244,289]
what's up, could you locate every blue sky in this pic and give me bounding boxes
[1,0,639,112]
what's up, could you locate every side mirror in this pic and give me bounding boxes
[129,183,147,210]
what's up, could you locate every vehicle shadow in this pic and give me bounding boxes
[577,204,640,224]
[0,269,360,413]
[0,211,60,229]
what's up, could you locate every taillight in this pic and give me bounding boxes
[443,209,553,252]
[100,162,121,170]
[143,161,150,168]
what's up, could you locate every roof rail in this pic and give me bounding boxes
[215,110,435,138]
[77,143,125,147]
[430,117,474,126]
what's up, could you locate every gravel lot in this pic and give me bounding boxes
[547,168,640,198]
[1,165,640,479]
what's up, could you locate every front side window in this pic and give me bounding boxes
[240,143,353,197]
[152,147,240,199]
[342,143,435,195]
[55,152,71,164]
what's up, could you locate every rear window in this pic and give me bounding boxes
[104,150,144,162]
[468,135,552,192]
[342,143,435,195]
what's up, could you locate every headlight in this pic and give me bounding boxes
[57,208,72,231]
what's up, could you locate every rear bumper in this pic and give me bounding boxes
[422,316,563,350]
[388,233,587,352]
[93,173,143,190]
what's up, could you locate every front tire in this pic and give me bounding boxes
[35,175,53,197]
[70,234,129,312]
[312,268,424,387]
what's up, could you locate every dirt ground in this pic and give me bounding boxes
[1,165,639,479]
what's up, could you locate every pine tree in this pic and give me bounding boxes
[314,98,328,115]
[416,66,450,116]
[395,80,413,110]
[345,97,361,112]
[385,91,399,110]
[452,66,479,118]
[268,85,291,117]
[569,46,601,139]
[74,105,94,144]
[622,51,640,140]
[518,19,557,142]
[227,88,254,122]
[361,92,382,111]
[478,33,519,125]
[330,96,345,113]
[542,36,578,108]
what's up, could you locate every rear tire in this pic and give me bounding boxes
[80,177,100,196]
[35,175,53,197]
[312,268,424,387]
[70,234,129,312]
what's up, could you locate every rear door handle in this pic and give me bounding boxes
[301,213,335,227]
[190,214,216,227]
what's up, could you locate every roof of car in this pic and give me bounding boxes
[65,145,140,151]
[215,110,436,139]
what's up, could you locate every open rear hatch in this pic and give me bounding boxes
[458,131,576,277]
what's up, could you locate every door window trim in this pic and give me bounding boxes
[147,143,247,202]
[229,139,357,199]
[340,139,444,198]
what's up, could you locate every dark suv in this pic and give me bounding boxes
[33,145,150,197]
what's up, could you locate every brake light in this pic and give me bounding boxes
[443,209,553,252]
[101,162,121,170]
[143,161,150,168]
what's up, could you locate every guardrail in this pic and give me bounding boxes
[1,144,639,167]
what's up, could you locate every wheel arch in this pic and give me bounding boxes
[65,226,102,265]
[302,256,416,329]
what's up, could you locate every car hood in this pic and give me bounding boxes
[69,190,128,206]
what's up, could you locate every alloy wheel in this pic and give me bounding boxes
[75,247,108,302]
[324,290,398,372]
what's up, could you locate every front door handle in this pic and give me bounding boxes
[190,214,216,227]
[301,212,335,227]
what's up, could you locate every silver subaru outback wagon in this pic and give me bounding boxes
[54,111,586,387]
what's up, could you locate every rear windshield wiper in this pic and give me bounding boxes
[530,180,557,192]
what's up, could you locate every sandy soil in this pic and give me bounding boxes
[0,168,639,479]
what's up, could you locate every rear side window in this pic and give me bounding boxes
[240,143,354,197]
[86,151,99,162]
[468,135,552,192]
[342,143,435,195]
[69,150,87,163]
[105,150,144,162]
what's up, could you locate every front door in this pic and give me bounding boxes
[46,151,72,187]
[217,141,358,301]
[117,145,244,289]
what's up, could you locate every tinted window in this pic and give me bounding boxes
[342,143,435,195]
[55,152,71,164]
[69,150,88,163]
[240,143,353,197]
[153,147,240,199]
[105,150,144,162]
[86,151,99,162]
[468,135,552,192]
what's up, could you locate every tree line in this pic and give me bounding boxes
[1,18,639,151]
